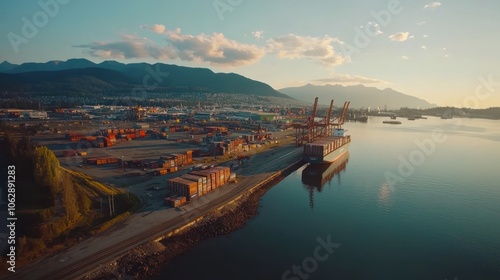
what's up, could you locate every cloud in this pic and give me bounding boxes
[312,74,388,85]
[421,45,427,50]
[252,30,264,39]
[401,55,409,60]
[267,34,346,67]
[75,35,176,60]
[416,21,427,26]
[150,24,166,34]
[77,26,265,67]
[388,32,410,42]
[424,2,442,10]
[423,34,429,38]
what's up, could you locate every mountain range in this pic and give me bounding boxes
[279,84,436,109]
[0,59,435,108]
[0,59,289,98]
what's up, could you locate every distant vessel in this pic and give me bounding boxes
[354,115,368,122]
[390,116,397,119]
[303,128,350,164]
[348,113,368,122]
[407,117,416,120]
[383,120,402,124]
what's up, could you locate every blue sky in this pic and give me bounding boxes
[1,0,500,107]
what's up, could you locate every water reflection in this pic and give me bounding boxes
[301,152,350,208]
[378,182,392,207]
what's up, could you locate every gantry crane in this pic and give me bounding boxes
[294,97,350,146]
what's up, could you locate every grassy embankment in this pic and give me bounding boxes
[0,130,140,275]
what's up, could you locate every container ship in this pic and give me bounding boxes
[295,97,351,164]
[303,128,350,164]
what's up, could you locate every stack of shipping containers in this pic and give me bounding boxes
[167,178,198,201]
[304,136,351,159]
[181,174,206,196]
[213,166,230,185]
[189,171,213,193]
[84,157,119,165]
[166,166,233,206]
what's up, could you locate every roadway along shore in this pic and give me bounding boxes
[6,143,304,280]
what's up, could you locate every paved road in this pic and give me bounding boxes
[5,144,302,280]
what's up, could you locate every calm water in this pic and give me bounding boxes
[157,116,500,280]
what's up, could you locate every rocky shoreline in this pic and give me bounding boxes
[83,161,302,280]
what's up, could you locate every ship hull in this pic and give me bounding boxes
[302,152,350,187]
[304,142,350,164]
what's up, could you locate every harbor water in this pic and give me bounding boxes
[157,116,500,280]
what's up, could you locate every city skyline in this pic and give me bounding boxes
[1,0,499,108]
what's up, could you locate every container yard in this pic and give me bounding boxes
[14,116,294,218]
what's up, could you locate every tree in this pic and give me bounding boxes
[33,146,61,196]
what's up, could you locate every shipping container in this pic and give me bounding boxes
[165,196,187,207]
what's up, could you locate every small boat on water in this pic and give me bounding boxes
[390,116,397,119]
[383,120,402,124]
[407,117,415,120]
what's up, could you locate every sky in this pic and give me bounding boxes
[1,0,500,108]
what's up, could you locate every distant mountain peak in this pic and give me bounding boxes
[0,61,16,66]
[279,83,435,109]
[0,61,18,72]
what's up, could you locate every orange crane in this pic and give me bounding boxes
[294,97,350,146]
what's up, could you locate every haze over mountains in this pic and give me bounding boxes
[0,59,435,109]
[280,84,436,109]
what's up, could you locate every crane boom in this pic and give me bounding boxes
[338,101,350,125]
[310,97,319,128]
[326,99,334,125]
